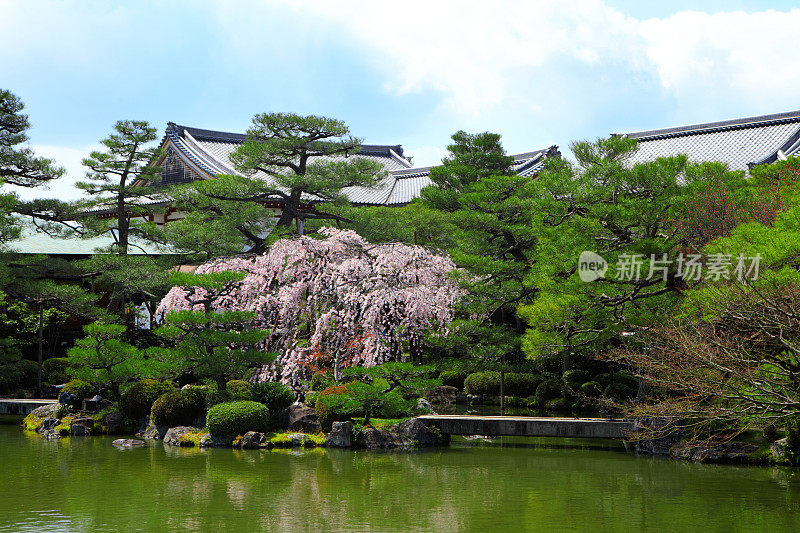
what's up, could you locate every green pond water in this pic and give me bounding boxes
[2,425,800,532]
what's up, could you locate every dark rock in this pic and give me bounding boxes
[671,441,758,464]
[163,426,200,447]
[39,417,59,432]
[278,403,321,433]
[285,433,316,447]
[200,434,231,448]
[240,431,267,449]
[413,398,436,415]
[393,418,449,447]
[99,410,125,435]
[771,438,788,461]
[41,430,61,440]
[425,386,461,405]
[137,418,169,440]
[70,417,93,437]
[112,439,146,448]
[82,396,109,413]
[631,418,682,455]
[362,427,410,449]
[327,421,353,448]
[30,403,63,419]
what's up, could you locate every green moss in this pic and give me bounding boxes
[22,414,42,432]
[177,429,207,447]
[267,431,326,448]
[54,415,74,436]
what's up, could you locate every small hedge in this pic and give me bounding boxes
[61,379,96,400]
[151,388,206,428]
[227,380,253,400]
[580,381,603,397]
[207,400,270,437]
[119,379,175,419]
[251,381,295,417]
[562,370,590,387]
[533,379,562,406]
[464,371,543,397]
[14,359,39,389]
[439,370,470,389]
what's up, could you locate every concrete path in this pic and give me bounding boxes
[0,399,58,416]
[417,414,634,439]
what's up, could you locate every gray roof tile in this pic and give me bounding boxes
[615,110,800,171]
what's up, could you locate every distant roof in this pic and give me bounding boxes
[160,123,559,206]
[613,110,800,171]
[6,221,172,255]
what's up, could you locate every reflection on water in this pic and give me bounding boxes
[1,426,800,532]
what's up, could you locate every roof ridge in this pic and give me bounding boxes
[615,110,800,141]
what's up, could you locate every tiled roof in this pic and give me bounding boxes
[161,123,558,206]
[614,110,800,171]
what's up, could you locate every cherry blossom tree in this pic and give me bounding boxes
[157,228,464,386]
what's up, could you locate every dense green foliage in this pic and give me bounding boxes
[207,400,270,437]
[119,379,175,419]
[463,371,543,397]
[250,381,295,416]
[150,388,206,428]
[226,380,253,400]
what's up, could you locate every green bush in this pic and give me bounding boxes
[604,382,637,400]
[439,370,470,389]
[562,370,590,387]
[580,381,603,397]
[151,388,206,427]
[207,400,270,437]
[533,379,562,406]
[119,379,175,419]
[61,379,96,400]
[251,381,295,415]
[43,357,70,385]
[315,390,358,430]
[227,380,253,400]
[464,371,543,397]
[309,372,334,392]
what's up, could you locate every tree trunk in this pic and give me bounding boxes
[37,305,43,396]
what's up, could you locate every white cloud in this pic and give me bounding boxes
[276,0,800,124]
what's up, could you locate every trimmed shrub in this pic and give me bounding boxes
[151,388,206,428]
[43,357,70,385]
[119,379,175,419]
[464,371,543,397]
[439,370,470,389]
[464,372,500,396]
[580,381,603,397]
[251,381,295,415]
[315,391,358,430]
[533,379,562,406]
[227,380,253,401]
[207,400,270,437]
[61,379,96,400]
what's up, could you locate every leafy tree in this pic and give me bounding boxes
[519,137,702,366]
[420,130,515,212]
[153,272,274,392]
[0,88,67,245]
[77,120,163,255]
[200,113,385,239]
[75,120,170,317]
[163,174,276,258]
[420,131,535,410]
[65,323,159,399]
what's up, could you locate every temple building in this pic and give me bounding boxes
[612,109,800,171]
[143,122,559,224]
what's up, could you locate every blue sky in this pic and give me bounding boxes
[2,0,800,199]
